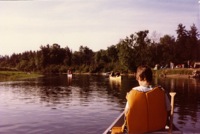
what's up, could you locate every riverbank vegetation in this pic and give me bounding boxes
[153,68,194,78]
[0,71,43,81]
[0,23,200,74]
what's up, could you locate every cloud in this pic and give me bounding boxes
[0,0,199,55]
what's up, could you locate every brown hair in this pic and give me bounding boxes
[136,65,152,83]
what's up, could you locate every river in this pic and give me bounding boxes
[0,74,199,134]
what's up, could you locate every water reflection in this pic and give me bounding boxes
[67,75,72,85]
[109,78,121,89]
[0,75,200,133]
[156,77,200,133]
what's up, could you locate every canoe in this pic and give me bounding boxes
[67,74,72,77]
[103,111,182,134]
[109,75,121,81]
[191,70,200,78]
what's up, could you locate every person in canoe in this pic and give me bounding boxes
[110,71,120,77]
[113,65,171,133]
[111,71,116,77]
[67,69,72,74]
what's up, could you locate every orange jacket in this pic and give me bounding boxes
[126,87,167,133]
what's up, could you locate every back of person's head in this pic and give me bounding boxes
[136,65,152,83]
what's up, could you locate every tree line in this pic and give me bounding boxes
[0,23,200,74]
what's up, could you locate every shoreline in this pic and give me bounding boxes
[164,74,191,79]
[0,71,43,82]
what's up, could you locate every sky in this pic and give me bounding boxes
[0,0,199,55]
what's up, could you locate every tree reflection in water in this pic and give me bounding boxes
[155,77,200,133]
[0,75,200,133]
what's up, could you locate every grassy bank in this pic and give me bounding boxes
[0,71,43,81]
[153,68,195,78]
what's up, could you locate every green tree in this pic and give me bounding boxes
[175,23,189,63]
[159,35,176,65]
[188,24,199,61]
[134,30,151,65]
[94,50,109,72]
[79,46,94,65]
[64,46,72,66]
[117,34,136,72]
[40,44,51,68]
[107,45,118,63]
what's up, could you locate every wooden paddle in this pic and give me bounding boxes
[169,92,176,133]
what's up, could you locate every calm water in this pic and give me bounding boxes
[0,75,200,134]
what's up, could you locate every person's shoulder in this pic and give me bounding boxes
[132,86,150,92]
[128,86,140,93]
[128,87,143,95]
[132,86,141,90]
[153,85,168,93]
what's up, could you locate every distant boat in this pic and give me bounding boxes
[109,75,121,81]
[67,69,72,77]
[67,73,72,77]
[109,71,121,81]
[191,70,200,78]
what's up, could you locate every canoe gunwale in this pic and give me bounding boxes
[103,111,182,134]
[103,111,125,134]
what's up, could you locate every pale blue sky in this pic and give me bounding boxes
[0,0,199,55]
